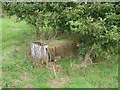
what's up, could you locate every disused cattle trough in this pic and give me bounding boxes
[30,40,79,65]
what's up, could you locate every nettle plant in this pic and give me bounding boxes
[2,2,119,61]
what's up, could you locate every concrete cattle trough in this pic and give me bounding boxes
[30,40,79,65]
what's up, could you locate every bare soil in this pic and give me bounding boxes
[24,84,34,88]
[12,79,21,86]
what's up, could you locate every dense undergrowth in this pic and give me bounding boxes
[2,2,119,62]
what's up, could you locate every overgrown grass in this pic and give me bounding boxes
[2,16,118,88]
[2,16,53,88]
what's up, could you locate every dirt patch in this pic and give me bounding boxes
[3,46,20,61]
[20,72,33,81]
[12,79,21,87]
[11,72,33,87]
[24,84,34,88]
[4,46,20,54]
[48,77,70,88]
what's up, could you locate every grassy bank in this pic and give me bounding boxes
[2,17,118,88]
